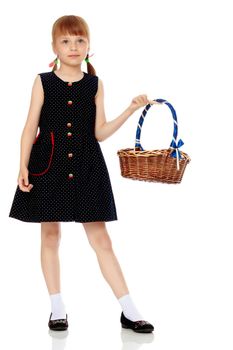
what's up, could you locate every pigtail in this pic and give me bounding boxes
[48,53,96,75]
[85,53,96,76]
[49,56,59,71]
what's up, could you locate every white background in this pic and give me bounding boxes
[0,0,232,349]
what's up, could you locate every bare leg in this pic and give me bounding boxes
[82,221,129,299]
[40,222,61,294]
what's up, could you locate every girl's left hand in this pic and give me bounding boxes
[128,94,161,114]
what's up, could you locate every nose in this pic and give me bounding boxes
[69,42,78,50]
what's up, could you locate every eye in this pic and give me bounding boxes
[62,39,68,43]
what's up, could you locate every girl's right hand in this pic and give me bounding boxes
[17,167,34,192]
[128,94,161,114]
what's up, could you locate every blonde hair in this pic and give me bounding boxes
[51,15,96,76]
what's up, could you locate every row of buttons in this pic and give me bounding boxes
[67,83,74,180]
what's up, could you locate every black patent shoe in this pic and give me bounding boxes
[48,312,69,331]
[120,312,154,333]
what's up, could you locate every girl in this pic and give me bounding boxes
[9,15,158,333]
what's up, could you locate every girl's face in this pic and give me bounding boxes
[52,34,89,67]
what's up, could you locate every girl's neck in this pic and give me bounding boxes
[55,65,83,79]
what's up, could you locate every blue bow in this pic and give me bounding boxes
[170,139,184,159]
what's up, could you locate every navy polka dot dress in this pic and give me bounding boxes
[9,71,118,223]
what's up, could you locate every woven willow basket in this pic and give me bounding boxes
[117,99,191,184]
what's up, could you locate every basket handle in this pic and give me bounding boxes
[134,98,184,169]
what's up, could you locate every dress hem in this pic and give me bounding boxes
[9,215,118,223]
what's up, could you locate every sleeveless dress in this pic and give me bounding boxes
[8,71,118,223]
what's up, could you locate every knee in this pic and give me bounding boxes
[41,222,61,248]
[88,231,113,252]
[83,222,113,252]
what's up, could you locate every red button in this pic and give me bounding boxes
[67,132,72,137]
[68,173,74,179]
[67,82,72,86]
[67,100,73,105]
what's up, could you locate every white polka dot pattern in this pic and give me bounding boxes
[9,71,118,223]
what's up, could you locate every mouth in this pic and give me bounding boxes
[68,55,80,57]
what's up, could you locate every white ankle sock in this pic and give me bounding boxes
[118,293,143,321]
[50,292,66,320]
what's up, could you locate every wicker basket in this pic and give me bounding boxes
[117,99,191,184]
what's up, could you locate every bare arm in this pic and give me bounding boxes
[94,78,159,142]
[17,74,44,192]
[19,74,44,169]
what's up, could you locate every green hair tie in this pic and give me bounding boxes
[85,57,89,63]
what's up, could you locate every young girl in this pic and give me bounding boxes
[9,15,158,333]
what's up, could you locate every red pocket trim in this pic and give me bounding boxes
[30,131,54,176]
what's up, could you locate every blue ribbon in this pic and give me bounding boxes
[170,139,184,159]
